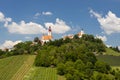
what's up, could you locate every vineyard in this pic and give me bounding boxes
[0,55,66,80]
[97,55,120,66]
[0,55,35,80]
[24,67,66,80]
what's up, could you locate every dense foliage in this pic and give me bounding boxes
[0,41,41,58]
[34,34,120,79]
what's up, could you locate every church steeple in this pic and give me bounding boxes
[48,26,52,36]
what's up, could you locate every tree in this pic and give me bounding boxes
[34,37,40,43]
[74,59,85,71]
[73,34,79,39]
[0,49,5,58]
[57,63,66,75]
[95,61,111,73]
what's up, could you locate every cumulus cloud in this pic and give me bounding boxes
[45,18,71,34]
[96,35,107,42]
[1,11,70,34]
[5,19,70,34]
[42,11,52,16]
[90,9,120,35]
[0,12,12,22]
[5,21,47,34]
[0,40,22,50]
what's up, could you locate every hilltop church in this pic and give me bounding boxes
[41,26,53,45]
[41,26,84,45]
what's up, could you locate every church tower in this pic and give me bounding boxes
[81,29,84,36]
[78,29,84,38]
[48,26,52,36]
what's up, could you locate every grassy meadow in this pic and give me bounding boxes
[104,48,120,56]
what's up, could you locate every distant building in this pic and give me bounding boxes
[41,26,53,45]
[63,29,84,40]
[63,34,74,40]
[78,29,84,38]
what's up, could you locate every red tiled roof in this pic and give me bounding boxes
[42,35,52,40]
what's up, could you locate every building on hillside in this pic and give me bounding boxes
[78,29,84,38]
[41,26,53,45]
[63,29,84,40]
[63,34,74,40]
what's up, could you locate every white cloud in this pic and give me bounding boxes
[1,11,70,34]
[0,40,22,50]
[118,46,120,50]
[106,45,112,48]
[0,12,12,22]
[34,12,41,17]
[0,12,5,22]
[5,18,70,34]
[34,11,52,18]
[45,18,71,34]
[90,9,120,35]
[96,35,107,42]
[42,11,52,16]
[5,21,47,34]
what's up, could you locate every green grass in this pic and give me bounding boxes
[0,55,65,80]
[0,55,35,80]
[112,66,120,69]
[97,55,120,66]
[11,55,36,80]
[104,48,120,56]
[24,67,66,80]
[0,55,28,80]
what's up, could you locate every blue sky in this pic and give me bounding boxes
[0,0,120,49]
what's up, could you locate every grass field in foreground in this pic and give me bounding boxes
[0,55,28,80]
[0,55,34,80]
[24,67,66,80]
[11,55,36,80]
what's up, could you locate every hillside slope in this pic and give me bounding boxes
[0,55,35,80]
[104,48,120,56]
[97,55,120,66]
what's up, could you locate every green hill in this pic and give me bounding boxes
[0,34,120,80]
[0,55,35,80]
[104,48,120,56]
[34,34,119,80]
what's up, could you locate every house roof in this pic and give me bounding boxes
[42,35,52,40]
